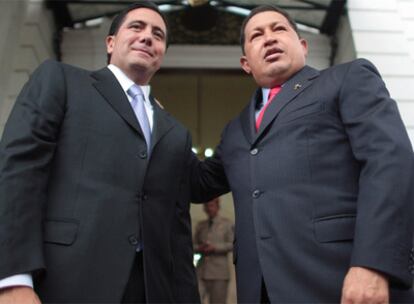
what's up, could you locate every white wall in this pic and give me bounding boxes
[0,0,55,136]
[334,15,356,65]
[348,0,414,144]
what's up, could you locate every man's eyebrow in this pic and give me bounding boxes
[251,25,264,32]
[153,25,166,36]
[126,20,165,36]
[251,21,286,32]
[126,20,144,26]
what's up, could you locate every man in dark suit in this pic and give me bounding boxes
[0,1,199,303]
[192,5,414,303]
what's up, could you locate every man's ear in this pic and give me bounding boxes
[300,38,308,57]
[106,36,114,56]
[240,56,251,74]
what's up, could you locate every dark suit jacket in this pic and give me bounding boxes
[192,59,414,303]
[0,60,199,303]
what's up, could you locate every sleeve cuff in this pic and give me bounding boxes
[0,274,33,289]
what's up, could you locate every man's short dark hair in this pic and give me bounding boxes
[240,5,299,55]
[107,1,169,64]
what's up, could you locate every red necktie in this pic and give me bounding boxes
[255,85,282,131]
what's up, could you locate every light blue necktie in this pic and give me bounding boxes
[127,85,151,153]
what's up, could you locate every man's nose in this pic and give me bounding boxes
[139,29,153,45]
[263,31,277,46]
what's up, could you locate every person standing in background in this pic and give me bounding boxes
[194,198,234,304]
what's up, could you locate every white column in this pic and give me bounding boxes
[0,0,55,136]
[0,0,25,133]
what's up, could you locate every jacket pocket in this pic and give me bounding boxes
[314,214,356,243]
[280,100,324,124]
[43,219,79,246]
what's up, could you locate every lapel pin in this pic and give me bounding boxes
[294,83,302,90]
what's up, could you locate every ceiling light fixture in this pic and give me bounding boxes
[188,0,209,7]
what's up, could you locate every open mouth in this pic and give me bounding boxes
[264,47,283,61]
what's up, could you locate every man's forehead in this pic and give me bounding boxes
[246,11,289,30]
[123,7,166,29]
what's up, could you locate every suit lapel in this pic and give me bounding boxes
[240,89,261,145]
[91,67,144,137]
[91,68,175,154]
[254,66,320,143]
[150,96,174,151]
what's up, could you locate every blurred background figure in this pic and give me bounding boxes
[194,198,234,304]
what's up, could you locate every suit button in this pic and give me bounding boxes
[142,194,148,201]
[139,150,147,159]
[250,148,259,156]
[252,190,261,198]
[129,235,139,246]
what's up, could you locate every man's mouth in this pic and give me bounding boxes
[132,47,153,57]
[264,47,283,61]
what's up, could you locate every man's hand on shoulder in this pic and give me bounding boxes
[0,286,41,304]
[341,266,389,304]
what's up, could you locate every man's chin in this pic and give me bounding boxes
[267,60,286,71]
[266,65,286,78]
[129,61,151,72]
[256,65,289,87]
[130,62,161,77]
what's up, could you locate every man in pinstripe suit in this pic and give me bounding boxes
[191,4,414,303]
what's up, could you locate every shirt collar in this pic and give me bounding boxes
[107,64,152,105]
[259,84,284,109]
[261,88,271,108]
